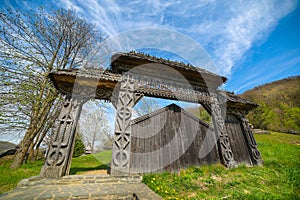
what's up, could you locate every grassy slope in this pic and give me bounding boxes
[0,134,299,199]
[143,132,300,199]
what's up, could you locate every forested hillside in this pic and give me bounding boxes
[240,76,300,134]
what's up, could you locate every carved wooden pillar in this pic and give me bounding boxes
[40,95,85,178]
[239,115,263,166]
[210,93,237,168]
[111,75,135,176]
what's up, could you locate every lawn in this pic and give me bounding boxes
[0,132,299,199]
[0,156,44,194]
[69,150,111,174]
[142,132,300,199]
[0,150,111,194]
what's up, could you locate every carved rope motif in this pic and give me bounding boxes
[240,116,263,165]
[132,74,212,104]
[112,75,135,173]
[210,93,237,168]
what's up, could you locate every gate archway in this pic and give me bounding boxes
[40,52,262,178]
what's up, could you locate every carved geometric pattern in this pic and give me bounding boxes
[227,107,248,116]
[47,113,73,166]
[40,95,85,178]
[210,93,237,168]
[240,116,263,165]
[60,85,113,101]
[111,74,135,174]
[133,74,213,104]
[59,73,213,104]
[95,87,113,99]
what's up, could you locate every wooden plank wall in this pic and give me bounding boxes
[225,114,252,165]
[130,104,220,174]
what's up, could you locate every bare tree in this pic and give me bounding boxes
[78,100,112,153]
[134,97,160,117]
[0,8,105,168]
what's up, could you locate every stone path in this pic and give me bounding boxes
[253,129,270,134]
[0,175,163,200]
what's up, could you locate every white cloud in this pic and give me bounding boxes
[54,0,297,76]
[211,1,296,76]
[233,50,300,93]
[56,0,82,12]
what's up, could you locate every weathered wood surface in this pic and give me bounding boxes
[225,114,252,165]
[111,75,135,176]
[42,52,261,178]
[130,104,219,174]
[40,95,85,178]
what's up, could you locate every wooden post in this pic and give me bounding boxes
[239,115,263,166]
[111,74,135,176]
[210,93,237,168]
[40,95,85,178]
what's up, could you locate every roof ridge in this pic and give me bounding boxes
[131,103,210,128]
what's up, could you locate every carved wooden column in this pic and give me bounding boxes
[239,115,263,166]
[40,95,85,178]
[111,75,135,176]
[210,93,237,168]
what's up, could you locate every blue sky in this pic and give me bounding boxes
[1,0,299,94]
[1,0,299,144]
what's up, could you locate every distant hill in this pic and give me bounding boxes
[0,141,17,158]
[240,76,300,134]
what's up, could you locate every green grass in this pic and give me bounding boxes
[1,133,299,199]
[0,157,44,194]
[69,150,111,174]
[0,150,112,194]
[142,132,300,199]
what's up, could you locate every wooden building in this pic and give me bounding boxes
[130,104,218,173]
[130,103,260,174]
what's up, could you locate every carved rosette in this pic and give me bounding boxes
[111,74,135,175]
[60,84,113,101]
[96,87,112,99]
[210,93,237,168]
[40,95,86,178]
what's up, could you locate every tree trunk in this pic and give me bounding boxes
[91,131,96,154]
[28,141,35,163]
[34,148,39,161]
[29,129,43,162]
[10,128,34,169]
[10,94,54,168]
[34,131,46,160]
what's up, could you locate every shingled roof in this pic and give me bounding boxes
[48,52,257,110]
[111,51,227,88]
[218,91,258,110]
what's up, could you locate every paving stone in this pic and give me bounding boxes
[0,175,162,200]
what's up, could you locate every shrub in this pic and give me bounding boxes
[72,135,85,157]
